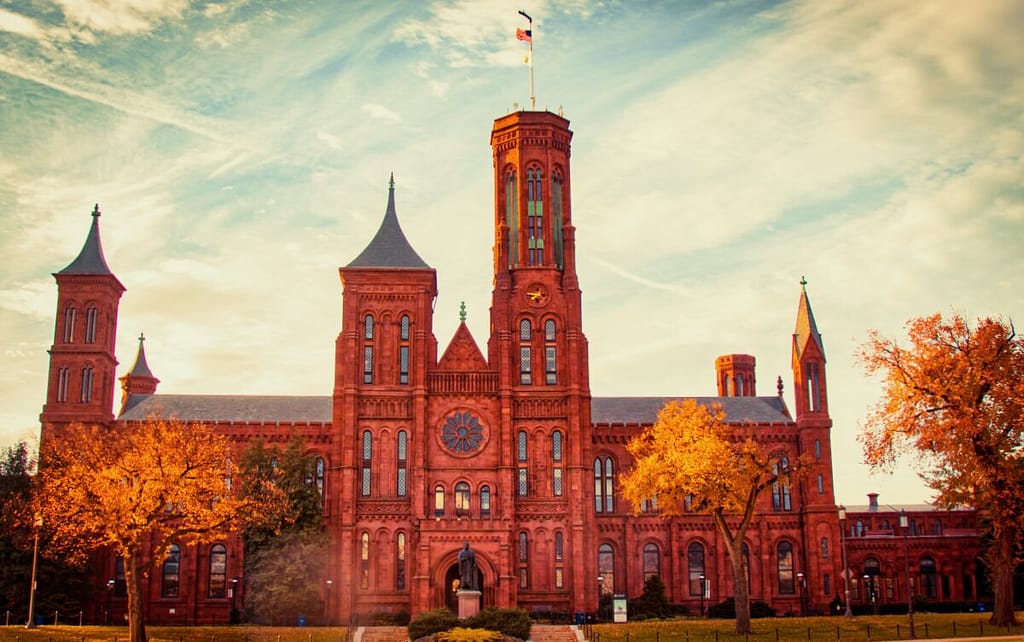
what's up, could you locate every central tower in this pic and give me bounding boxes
[488,111,595,611]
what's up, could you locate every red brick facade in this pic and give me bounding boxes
[39,112,984,625]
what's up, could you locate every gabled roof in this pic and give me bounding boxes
[118,394,791,426]
[593,395,792,425]
[58,204,115,276]
[793,279,825,360]
[346,176,430,269]
[126,333,156,378]
[437,321,489,371]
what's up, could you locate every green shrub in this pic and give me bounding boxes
[464,607,532,640]
[409,608,459,641]
[706,597,775,619]
[433,627,502,642]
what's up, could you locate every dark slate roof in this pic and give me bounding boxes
[793,280,825,359]
[58,204,115,276]
[591,396,792,425]
[118,394,790,425]
[346,177,430,269]
[126,334,156,378]
[119,394,333,423]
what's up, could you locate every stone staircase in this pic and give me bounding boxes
[357,626,409,642]
[530,625,581,642]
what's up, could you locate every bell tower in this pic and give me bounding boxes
[487,110,594,612]
[41,205,125,430]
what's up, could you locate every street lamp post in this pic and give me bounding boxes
[324,579,333,626]
[105,579,115,625]
[25,515,42,629]
[699,575,706,616]
[900,510,917,639]
[838,505,853,617]
[596,575,604,621]
[230,577,239,624]
[797,572,807,616]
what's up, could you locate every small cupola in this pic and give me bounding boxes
[716,354,756,396]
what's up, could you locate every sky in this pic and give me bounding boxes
[1,0,1022,507]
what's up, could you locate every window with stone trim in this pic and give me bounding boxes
[80,366,94,403]
[396,532,407,591]
[526,166,544,265]
[480,485,491,517]
[777,541,795,595]
[518,531,529,588]
[63,304,76,343]
[360,532,370,589]
[85,305,98,344]
[162,544,180,598]
[594,457,614,512]
[315,457,325,502]
[551,170,564,268]
[397,431,408,496]
[643,543,660,582]
[505,168,518,267]
[434,484,445,517]
[688,542,705,596]
[361,430,372,496]
[208,544,227,598]
[552,430,563,496]
[519,319,532,384]
[455,481,470,516]
[57,366,70,402]
[772,456,792,511]
[597,544,614,595]
[363,315,374,384]
[399,315,410,385]
[545,319,557,384]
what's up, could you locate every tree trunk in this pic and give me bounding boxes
[988,526,1019,627]
[730,549,752,634]
[124,551,148,642]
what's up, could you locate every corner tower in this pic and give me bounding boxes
[488,111,594,612]
[40,205,125,429]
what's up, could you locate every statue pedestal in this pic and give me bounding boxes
[457,589,481,619]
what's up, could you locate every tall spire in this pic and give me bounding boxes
[58,204,115,275]
[127,333,155,378]
[346,175,430,269]
[793,276,825,360]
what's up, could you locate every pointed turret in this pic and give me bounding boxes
[119,333,160,414]
[346,175,430,269]
[58,204,117,276]
[793,276,825,360]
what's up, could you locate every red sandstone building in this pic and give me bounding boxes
[39,110,986,625]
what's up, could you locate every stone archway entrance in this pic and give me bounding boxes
[445,563,483,612]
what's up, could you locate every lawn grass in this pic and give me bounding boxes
[588,612,1024,641]
[0,626,347,642]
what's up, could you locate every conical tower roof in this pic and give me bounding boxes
[127,333,156,378]
[346,175,429,269]
[793,277,825,360]
[58,204,115,275]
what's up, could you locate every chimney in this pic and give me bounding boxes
[867,493,879,510]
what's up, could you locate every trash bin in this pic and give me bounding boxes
[297,615,307,627]
[574,612,585,625]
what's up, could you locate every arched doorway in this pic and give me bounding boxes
[444,563,484,612]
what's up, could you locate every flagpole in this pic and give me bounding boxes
[518,10,535,110]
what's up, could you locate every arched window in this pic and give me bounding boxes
[84,305,98,344]
[505,168,518,267]
[597,544,614,595]
[434,484,445,517]
[817,474,825,495]
[208,544,227,598]
[162,544,180,598]
[722,373,730,396]
[594,457,614,512]
[920,556,937,598]
[643,543,660,582]
[688,542,705,596]
[814,439,822,460]
[554,531,564,561]
[455,481,470,516]
[806,362,822,411]
[854,521,865,537]
[777,541,795,595]
[315,457,325,500]
[57,366,70,402]
[517,430,529,497]
[864,557,881,604]
[399,315,410,384]
[519,319,532,384]
[544,319,557,384]
[361,430,372,496]
[80,366,94,403]
[736,374,745,396]
[518,531,529,588]
[63,304,76,343]
[397,431,408,496]
[526,166,544,265]
[480,485,491,518]
[552,430,563,496]
[360,532,370,589]
[772,456,792,511]
[930,519,943,535]
[820,537,829,559]
[518,430,528,461]
[396,532,406,591]
[363,315,374,384]
[551,170,564,268]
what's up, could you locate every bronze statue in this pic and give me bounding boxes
[458,542,477,590]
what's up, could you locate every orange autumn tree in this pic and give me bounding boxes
[621,400,803,635]
[860,314,1024,626]
[34,418,282,642]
